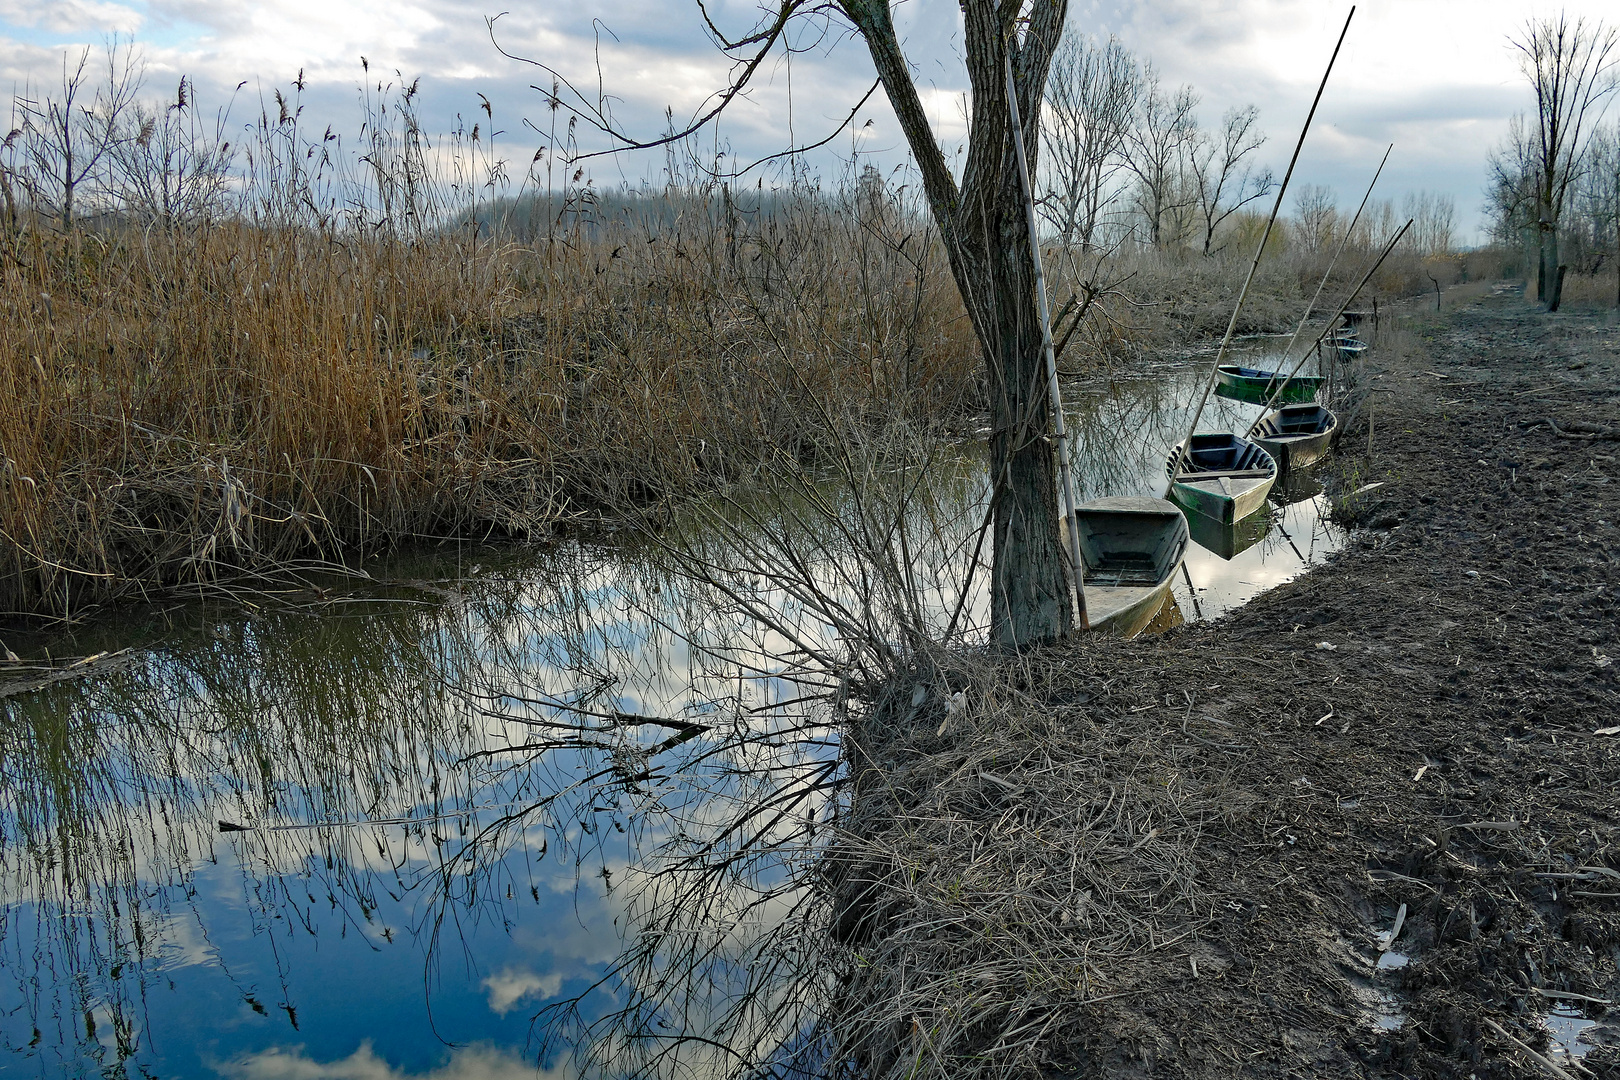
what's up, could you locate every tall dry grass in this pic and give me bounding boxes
[0,167,977,618]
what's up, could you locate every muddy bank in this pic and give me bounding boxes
[826,286,1620,1079]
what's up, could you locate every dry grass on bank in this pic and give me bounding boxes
[0,192,978,618]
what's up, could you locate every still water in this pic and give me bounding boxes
[0,351,1343,1079]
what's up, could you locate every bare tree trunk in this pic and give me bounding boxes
[842,0,1074,647]
[1538,216,1549,301]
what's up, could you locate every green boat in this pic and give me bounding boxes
[1215,364,1322,405]
[1165,433,1277,524]
[1065,497,1190,638]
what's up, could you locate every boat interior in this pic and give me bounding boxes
[1169,433,1275,477]
[1073,508,1187,587]
[1254,404,1334,439]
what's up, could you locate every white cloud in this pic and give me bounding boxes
[0,0,142,35]
[480,968,563,1016]
[220,1041,567,1080]
[5,0,1620,234]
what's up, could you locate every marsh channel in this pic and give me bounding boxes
[0,343,1345,1077]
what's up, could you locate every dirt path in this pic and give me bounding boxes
[833,287,1620,1079]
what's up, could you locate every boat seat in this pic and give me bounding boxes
[1085,567,1164,587]
[1176,467,1274,481]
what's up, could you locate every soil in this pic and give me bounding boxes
[837,285,1620,1079]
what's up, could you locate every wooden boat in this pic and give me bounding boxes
[1215,364,1322,405]
[1251,403,1338,471]
[1334,338,1367,360]
[1183,502,1271,560]
[1065,497,1190,637]
[1164,433,1277,524]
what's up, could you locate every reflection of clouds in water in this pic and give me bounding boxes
[157,910,220,971]
[482,969,564,1016]
[221,1042,565,1080]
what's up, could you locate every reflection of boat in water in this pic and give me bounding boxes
[1165,433,1277,524]
[1140,590,1186,634]
[1215,364,1322,405]
[1252,403,1338,471]
[1067,497,1190,637]
[1269,463,1325,506]
[1178,500,1271,560]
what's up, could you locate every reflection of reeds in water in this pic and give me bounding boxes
[0,521,889,1074]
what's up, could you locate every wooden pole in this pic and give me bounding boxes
[1244,218,1413,430]
[1006,47,1089,629]
[1164,6,1355,498]
[1278,143,1393,363]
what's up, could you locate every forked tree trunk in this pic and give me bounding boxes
[842,0,1074,648]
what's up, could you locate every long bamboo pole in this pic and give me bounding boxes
[1277,143,1393,364]
[1244,218,1413,427]
[1164,6,1355,497]
[1005,48,1089,629]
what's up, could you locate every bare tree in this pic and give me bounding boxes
[1580,120,1620,304]
[495,0,1078,647]
[1511,13,1619,310]
[1188,104,1272,255]
[1402,189,1456,255]
[1124,64,1198,249]
[16,40,142,231]
[1486,112,1542,271]
[108,76,236,229]
[1040,32,1139,250]
[1291,183,1338,253]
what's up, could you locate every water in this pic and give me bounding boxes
[1545,1004,1599,1060]
[0,353,1346,1077]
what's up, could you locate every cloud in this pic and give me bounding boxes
[481,968,564,1017]
[220,1041,567,1080]
[0,0,142,35]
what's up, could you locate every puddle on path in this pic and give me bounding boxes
[1545,1004,1599,1061]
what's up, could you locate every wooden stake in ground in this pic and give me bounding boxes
[1006,48,1088,629]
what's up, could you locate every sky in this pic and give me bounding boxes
[3,0,1617,242]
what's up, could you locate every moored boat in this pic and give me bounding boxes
[1066,497,1190,637]
[1165,433,1277,524]
[1251,402,1339,471]
[1215,364,1322,405]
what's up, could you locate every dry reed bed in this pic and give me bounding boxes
[0,194,979,618]
[819,656,1270,1078]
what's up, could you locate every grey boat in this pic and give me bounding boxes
[1066,497,1190,637]
[1252,403,1339,471]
